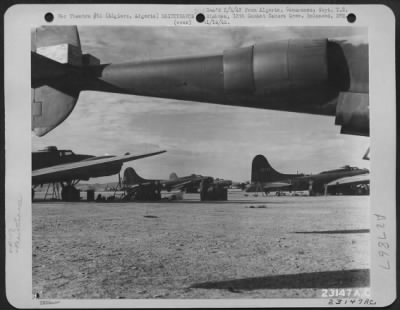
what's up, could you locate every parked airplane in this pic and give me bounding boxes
[121,167,233,199]
[32,26,368,138]
[119,167,206,200]
[122,167,206,192]
[247,154,369,196]
[32,146,165,201]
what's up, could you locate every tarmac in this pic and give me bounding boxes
[32,192,370,299]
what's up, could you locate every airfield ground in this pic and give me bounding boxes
[32,193,370,299]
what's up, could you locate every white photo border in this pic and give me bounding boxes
[4,4,396,308]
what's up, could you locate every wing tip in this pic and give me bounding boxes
[32,127,52,137]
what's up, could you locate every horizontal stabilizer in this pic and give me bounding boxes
[263,182,292,190]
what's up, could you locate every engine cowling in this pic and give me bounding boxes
[223,39,329,94]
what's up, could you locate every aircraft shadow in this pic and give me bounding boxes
[32,199,279,205]
[293,229,370,234]
[174,200,294,205]
[190,269,369,291]
[175,201,271,204]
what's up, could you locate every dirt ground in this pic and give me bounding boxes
[32,193,370,299]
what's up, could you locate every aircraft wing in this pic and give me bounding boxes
[32,26,370,138]
[32,150,166,185]
[326,174,370,187]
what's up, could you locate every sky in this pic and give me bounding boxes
[32,26,369,183]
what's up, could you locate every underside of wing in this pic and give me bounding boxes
[326,174,370,187]
[32,150,165,185]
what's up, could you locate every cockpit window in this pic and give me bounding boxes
[64,151,73,156]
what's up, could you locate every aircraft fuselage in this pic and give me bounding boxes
[272,167,369,194]
[32,146,94,171]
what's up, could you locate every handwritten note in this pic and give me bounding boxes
[374,214,391,270]
[7,196,22,254]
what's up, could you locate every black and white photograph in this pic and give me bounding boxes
[4,4,396,308]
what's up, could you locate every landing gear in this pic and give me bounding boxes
[61,185,80,201]
[308,180,315,196]
[200,178,228,201]
[123,182,162,201]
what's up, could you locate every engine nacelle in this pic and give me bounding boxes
[223,39,328,94]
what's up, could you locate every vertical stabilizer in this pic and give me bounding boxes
[251,155,300,183]
[169,173,178,180]
[122,167,148,186]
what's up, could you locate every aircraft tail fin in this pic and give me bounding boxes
[31,26,105,137]
[122,167,148,186]
[169,172,178,180]
[251,155,299,183]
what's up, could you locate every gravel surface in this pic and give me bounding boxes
[32,194,370,299]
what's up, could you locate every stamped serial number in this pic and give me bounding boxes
[320,288,370,298]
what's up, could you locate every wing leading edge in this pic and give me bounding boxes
[326,174,370,187]
[32,150,166,185]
